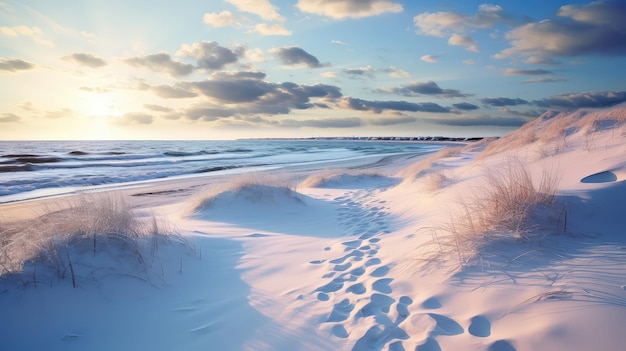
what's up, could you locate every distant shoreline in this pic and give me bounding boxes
[241,136,487,142]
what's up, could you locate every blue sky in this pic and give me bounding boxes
[1,0,625,139]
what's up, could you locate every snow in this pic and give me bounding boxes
[2,105,626,350]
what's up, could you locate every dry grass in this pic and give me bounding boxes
[300,168,385,188]
[434,159,561,266]
[0,193,184,288]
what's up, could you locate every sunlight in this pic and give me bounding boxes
[82,94,121,117]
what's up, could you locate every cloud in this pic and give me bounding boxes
[177,41,243,70]
[448,34,479,52]
[498,107,545,118]
[504,68,553,76]
[420,55,438,63]
[245,48,268,62]
[226,0,285,22]
[342,97,450,113]
[322,71,338,78]
[150,84,198,99]
[523,77,568,84]
[534,90,626,109]
[143,104,173,113]
[43,108,73,119]
[203,11,240,27]
[176,71,342,117]
[343,65,375,77]
[183,106,236,121]
[452,102,479,111]
[282,117,363,128]
[414,4,509,37]
[116,112,154,125]
[0,113,21,123]
[0,58,34,72]
[331,40,349,45]
[253,23,292,36]
[388,66,410,78]
[80,86,110,93]
[271,47,323,68]
[481,97,529,107]
[496,0,626,61]
[0,25,53,47]
[382,81,469,98]
[429,115,530,127]
[462,59,475,65]
[63,53,106,68]
[125,53,194,77]
[368,115,417,126]
[296,0,403,19]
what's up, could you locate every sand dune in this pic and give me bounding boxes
[2,105,626,350]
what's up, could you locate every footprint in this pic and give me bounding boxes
[318,292,330,301]
[332,324,349,339]
[372,278,393,294]
[328,299,355,322]
[422,297,441,309]
[365,258,381,266]
[310,259,326,264]
[346,283,367,295]
[369,238,381,243]
[468,315,491,337]
[334,262,352,272]
[396,296,413,318]
[342,240,362,248]
[247,233,269,238]
[352,325,409,351]
[388,341,405,351]
[348,266,365,277]
[488,340,517,351]
[359,294,395,317]
[329,250,365,264]
[370,265,390,277]
[317,278,345,293]
[416,337,441,351]
[428,313,464,336]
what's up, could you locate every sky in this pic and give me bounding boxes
[1,0,625,140]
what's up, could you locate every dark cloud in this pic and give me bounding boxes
[534,90,626,109]
[381,81,469,98]
[282,117,363,128]
[429,115,531,127]
[452,102,479,110]
[184,106,236,121]
[368,116,417,126]
[125,53,194,77]
[63,53,106,68]
[496,0,626,61]
[272,47,323,68]
[0,58,34,72]
[499,107,545,118]
[0,113,21,123]
[481,97,529,107]
[150,84,198,99]
[343,66,374,77]
[177,41,243,70]
[343,97,450,113]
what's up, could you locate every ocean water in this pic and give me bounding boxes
[0,139,442,203]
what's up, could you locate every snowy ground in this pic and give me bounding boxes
[2,106,626,351]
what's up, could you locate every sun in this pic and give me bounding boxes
[81,93,122,117]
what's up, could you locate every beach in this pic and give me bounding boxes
[2,106,626,351]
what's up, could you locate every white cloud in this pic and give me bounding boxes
[245,48,267,62]
[253,23,292,36]
[322,71,338,78]
[203,11,239,27]
[388,66,410,78]
[331,40,349,45]
[448,34,479,52]
[420,55,438,63]
[297,0,402,20]
[414,4,507,37]
[227,0,285,22]
[0,25,53,47]
[462,59,475,65]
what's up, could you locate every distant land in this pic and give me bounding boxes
[243,136,487,142]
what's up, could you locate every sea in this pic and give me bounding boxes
[0,139,444,203]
